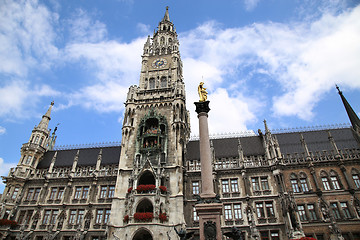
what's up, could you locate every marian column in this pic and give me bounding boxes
[194,82,223,240]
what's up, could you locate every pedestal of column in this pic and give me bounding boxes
[194,101,223,240]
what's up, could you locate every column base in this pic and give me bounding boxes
[195,203,223,240]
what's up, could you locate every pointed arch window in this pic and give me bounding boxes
[351,169,360,188]
[330,170,342,190]
[299,172,309,192]
[290,173,300,193]
[320,171,331,190]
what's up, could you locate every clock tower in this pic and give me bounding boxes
[109,7,190,240]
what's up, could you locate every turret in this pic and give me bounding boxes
[17,102,54,173]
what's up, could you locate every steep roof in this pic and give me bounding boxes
[36,128,358,168]
[186,128,358,160]
[37,146,120,169]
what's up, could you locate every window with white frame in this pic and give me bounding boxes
[297,205,307,221]
[252,176,270,192]
[224,205,232,220]
[193,207,199,221]
[192,181,200,195]
[231,179,239,192]
[95,209,111,224]
[42,209,58,225]
[307,204,317,220]
[331,203,341,219]
[222,179,230,193]
[352,169,360,188]
[99,185,115,199]
[12,187,19,199]
[340,202,351,218]
[68,209,85,225]
[256,201,275,219]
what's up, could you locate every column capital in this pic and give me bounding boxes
[195,101,210,114]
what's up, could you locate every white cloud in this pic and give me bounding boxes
[0,0,59,76]
[180,5,360,132]
[0,126,6,135]
[67,9,107,43]
[244,0,260,11]
[0,80,60,120]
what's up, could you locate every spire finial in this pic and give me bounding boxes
[264,119,270,133]
[336,84,342,94]
[163,6,170,21]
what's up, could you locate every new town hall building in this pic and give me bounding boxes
[1,7,360,240]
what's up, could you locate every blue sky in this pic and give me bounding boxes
[1,0,360,192]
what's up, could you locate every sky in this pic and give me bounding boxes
[1,0,360,192]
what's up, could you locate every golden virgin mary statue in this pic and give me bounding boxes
[198,82,208,102]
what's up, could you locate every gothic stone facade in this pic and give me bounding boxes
[1,7,360,240]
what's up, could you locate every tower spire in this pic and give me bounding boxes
[163,6,170,22]
[336,85,360,130]
[37,101,54,130]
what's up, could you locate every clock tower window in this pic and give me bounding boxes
[149,78,155,89]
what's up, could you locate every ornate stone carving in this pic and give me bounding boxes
[204,221,216,240]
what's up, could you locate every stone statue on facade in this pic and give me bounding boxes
[174,226,195,240]
[198,82,208,102]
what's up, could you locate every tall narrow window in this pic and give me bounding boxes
[12,187,19,199]
[331,203,341,219]
[57,188,64,200]
[322,177,331,190]
[261,177,270,190]
[231,179,239,192]
[291,179,300,193]
[234,204,242,219]
[260,231,269,240]
[161,77,167,88]
[108,186,115,198]
[69,210,76,224]
[192,181,199,195]
[193,207,199,221]
[26,189,34,201]
[49,188,57,200]
[96,209,103,224]
[353,174,360,188]
[18,211,26,224]
[74,187,82,199]
[330,176,341,190]
[256,203,265,218]
[224,205,232,220]
[340,202,351,218]
[265,202,275,217]
[252,178,260,191]
[42,210,51,225]
[298,173,309,192]
[104,209,111,224]
[76,210,84,224]
[149,78,155,89]
[297,205,307,221]
[222,179,230,193]
[100,186,107,198]
[33,188,41,200]
[82,187,89,199]
[308,204,317,220]
[50,210,58,224]
[271,231,280,240]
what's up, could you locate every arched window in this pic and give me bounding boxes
[136,198,153,213]
[160,77,167,88]
[320,171,331,190]
[299,172,309,192]
[133,228,153,240]
[149,78,155,89]
[138,171,155,186]
[330,170,341,190]
[290,173,300,193]
[160,36,165,45]
[351,168,360,188]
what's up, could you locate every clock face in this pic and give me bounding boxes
[152,58,167,69]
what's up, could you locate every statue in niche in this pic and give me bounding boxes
[198,82,208,102]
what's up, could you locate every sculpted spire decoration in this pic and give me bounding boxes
[198,82,208,102]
